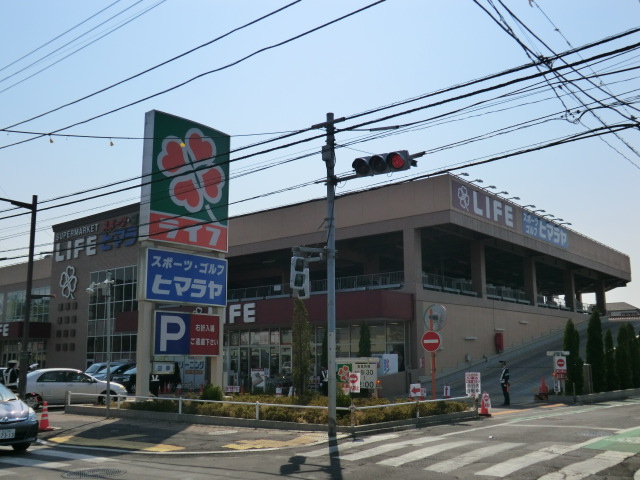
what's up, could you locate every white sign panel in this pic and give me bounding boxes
[465,371,481,396]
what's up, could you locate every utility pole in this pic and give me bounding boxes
[0,195,37,401]
[312,112,344,438]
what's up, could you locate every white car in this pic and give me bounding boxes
[25,368,128,407]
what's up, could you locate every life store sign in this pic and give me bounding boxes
[143,247,227,306]
[154,311,220,356]
[140,110,230,252]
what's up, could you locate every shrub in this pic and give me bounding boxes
[122,392,470,426]
[201,385,223,401]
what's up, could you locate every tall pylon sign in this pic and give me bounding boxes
[140,110,230,252]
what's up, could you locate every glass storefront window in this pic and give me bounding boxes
[86,266,137,363]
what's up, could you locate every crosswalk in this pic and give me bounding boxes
[0,446,114,477]
[300,431,639,478]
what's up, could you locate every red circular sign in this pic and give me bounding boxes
[349,373,359,384]
[422,331,442,352]
[557,358,565,368]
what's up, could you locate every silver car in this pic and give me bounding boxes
[25,368,128,406]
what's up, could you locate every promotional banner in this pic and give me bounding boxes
[140,110,230,252]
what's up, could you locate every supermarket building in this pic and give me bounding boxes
[0,174,632,395]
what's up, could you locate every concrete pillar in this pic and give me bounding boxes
[523,257,537,305]
[563,270,576,311]
[595,280,607,315]
[403,227,423,289]
[470,240,486,298]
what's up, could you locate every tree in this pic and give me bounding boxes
[603,329,618,391]
[358,324,372,357]
[291,298,312,399]
[615,324,632,390]
[563,319,584,394]
[586,309,605,392]
[626,323,640,388]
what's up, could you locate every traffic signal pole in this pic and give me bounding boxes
[313,112,344,438]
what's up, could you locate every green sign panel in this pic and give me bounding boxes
[140,110,230,252]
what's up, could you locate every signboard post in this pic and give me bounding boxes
[137,111,230,399]
[465,372,481,397]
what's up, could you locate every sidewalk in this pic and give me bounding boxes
[37,410,337,454]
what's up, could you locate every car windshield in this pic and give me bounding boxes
[85,364,105,374]
[0,383,18,402]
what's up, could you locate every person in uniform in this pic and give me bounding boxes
[499,360,510,406]
[3,359,19,393]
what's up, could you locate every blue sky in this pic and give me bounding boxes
[0,0,639,306]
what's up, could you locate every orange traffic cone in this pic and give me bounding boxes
[39,401,54,431]
[479,392,492,417]
[540,377,548,393]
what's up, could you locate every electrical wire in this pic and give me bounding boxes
[0,0,387,149]
[2,0,305,131]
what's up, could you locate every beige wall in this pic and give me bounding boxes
[230,174,631,283]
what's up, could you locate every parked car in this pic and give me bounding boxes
[84,362,108,377]
[25,368,128,407]
[92,362,136,381]
[112,366,136,393]
[0,383,38,452]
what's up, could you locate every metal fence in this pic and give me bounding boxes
[66,391,474,426]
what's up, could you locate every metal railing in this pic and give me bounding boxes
[66,391,472,426]
[228,271,403,301]
[227,270,594,314]
[423,273,594,313]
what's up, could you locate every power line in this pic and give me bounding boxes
[0,0,387,150]
[0,1,165,95]
[1,0,304,130]
[0,0,123,75]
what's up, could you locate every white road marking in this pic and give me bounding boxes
[537,450,634,480]
[426,442,523,473]
[302,432,400,458]
[377,440,478,467]
[340,436,441,461]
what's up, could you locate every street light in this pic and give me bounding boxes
[541,214,555,219]
[558,222,572,226]
[86,272,114,417]
[506,196,520,201]
[522,204,535,208]
[533,209,546,214]
[496,191,509,195]
[469,179,483,184]
[0,195,37,401]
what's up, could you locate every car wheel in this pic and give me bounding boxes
[12,442,31,452]
[24,393,43,411]
[98,391,119,405]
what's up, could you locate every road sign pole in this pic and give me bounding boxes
[431,352,436,399]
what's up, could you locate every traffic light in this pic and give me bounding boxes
[351,150,415,177]
[290,256,310,299]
